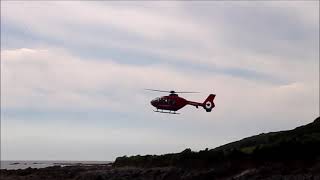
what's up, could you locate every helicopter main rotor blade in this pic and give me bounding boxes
[144,89,171,93]
[145,89,199,93]
[174,91,200,93]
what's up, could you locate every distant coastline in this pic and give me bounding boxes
[0,161,112,170]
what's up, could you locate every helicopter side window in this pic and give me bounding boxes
[171,99,176,105]
[159,98,169,105]
[167,99,172,105]
[159,98,164,104]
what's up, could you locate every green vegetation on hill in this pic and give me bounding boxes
[114,117,320,168]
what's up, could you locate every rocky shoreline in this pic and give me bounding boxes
[1,161,320,180]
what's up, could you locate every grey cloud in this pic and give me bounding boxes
[1,1,318,161]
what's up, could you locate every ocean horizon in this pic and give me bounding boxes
[0,160,112,170]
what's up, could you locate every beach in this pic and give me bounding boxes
[0,161,111,170]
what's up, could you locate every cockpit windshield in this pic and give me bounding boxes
[153,97,160,102]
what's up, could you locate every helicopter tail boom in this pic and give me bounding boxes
[187,94,216,112]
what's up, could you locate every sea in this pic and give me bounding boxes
[0,161,112,170]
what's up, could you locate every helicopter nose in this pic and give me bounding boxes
[151,100,156,107]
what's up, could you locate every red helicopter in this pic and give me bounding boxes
[146,89,215,114]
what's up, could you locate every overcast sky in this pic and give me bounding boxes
[1,1,319,161]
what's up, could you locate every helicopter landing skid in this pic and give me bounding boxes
[153,110,180,114]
